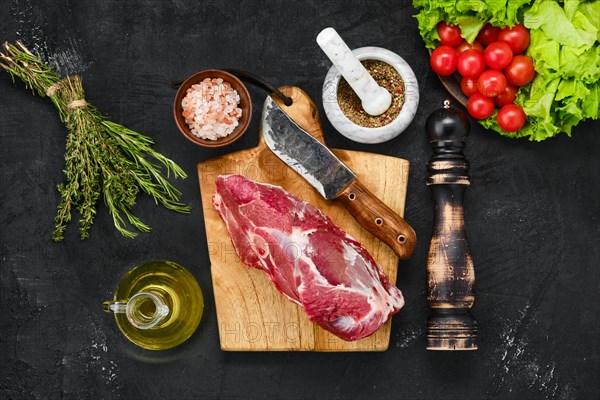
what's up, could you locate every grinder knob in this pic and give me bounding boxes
[426,100,470,142]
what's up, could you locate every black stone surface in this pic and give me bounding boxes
[1,1,598,399]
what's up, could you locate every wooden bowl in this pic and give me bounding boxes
[428,49,468,107]
[173,69,252,148]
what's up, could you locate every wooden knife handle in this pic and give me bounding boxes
[338,180,416,260]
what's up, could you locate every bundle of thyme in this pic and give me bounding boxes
[0,41,190,241]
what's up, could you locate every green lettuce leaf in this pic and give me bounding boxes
[413,0,533,48]
[577,1,600,41]
[456,17,486,44]
[524,0,596,48]
[526,29,560,72]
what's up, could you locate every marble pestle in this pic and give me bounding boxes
[316,27,391,116]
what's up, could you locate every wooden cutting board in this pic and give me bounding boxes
[197,87,410,351]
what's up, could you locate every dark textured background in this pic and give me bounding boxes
[1,1,599,399]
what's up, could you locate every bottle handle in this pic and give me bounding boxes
[103,301,128,314]
[103,292,169,330]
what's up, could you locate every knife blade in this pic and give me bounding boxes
[262,97,356,200]
[261,94,416,260]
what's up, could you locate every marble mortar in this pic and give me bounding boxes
[322,47,419,144]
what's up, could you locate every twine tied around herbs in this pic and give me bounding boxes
[67,99,87,109]
[45,82,60,97]
[45,76,88,109]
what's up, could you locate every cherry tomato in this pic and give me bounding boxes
[498,24,530,54]
[477,23,501,46]
[494,84,518,106]
[437,22,463,47]
[456,40,483,54]
[457,49,486,78]
[478,70,507,97]
[430,45,458,76]
[497,104,526,132]
[461,77,480,97]
[467,93,495,120]
[504,55,535,86]
[484,41,513,70]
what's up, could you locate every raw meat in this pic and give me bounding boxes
[212,174,404,341]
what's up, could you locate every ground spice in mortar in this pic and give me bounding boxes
[337,60,405,128]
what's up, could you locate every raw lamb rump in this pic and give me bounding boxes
[212,174,404,341]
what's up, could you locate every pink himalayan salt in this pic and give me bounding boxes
[181,77,242,140]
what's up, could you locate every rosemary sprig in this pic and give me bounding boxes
[1,41,190,241]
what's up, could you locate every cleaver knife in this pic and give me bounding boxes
[262,94,416,260]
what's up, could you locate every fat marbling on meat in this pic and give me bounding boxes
[212,174,404,341]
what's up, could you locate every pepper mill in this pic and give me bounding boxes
[425,101,477,350]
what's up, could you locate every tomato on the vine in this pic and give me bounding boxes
[494,84,518,107]
[478,70,507,97]
[457,49,486,78]
[497,104,526,132]
[484,41,513,70]
[476,23,501,46]
[437,22,463,47]
[504,55,535,86]
[498,24,530,54]
[430,45,458,76]
[456,40,483,54]
[467,94,495,119]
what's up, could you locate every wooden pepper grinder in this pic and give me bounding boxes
[425,100,477,350]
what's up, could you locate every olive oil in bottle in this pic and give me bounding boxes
[103,260,204,350]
